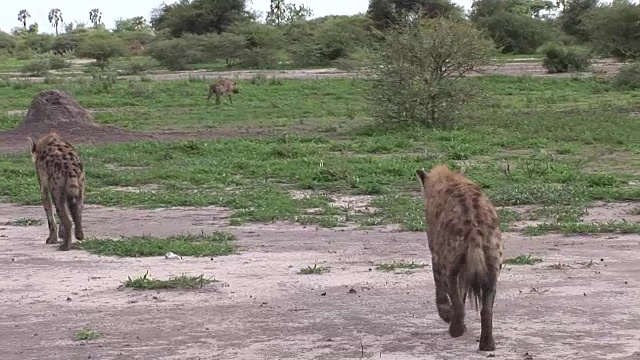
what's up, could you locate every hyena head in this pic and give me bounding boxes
[415,164,466,194]
[231,81,239,94]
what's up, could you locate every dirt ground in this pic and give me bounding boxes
[1,200,640,360]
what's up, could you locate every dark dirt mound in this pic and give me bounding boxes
[17,89,100,132]
[0,89,156,152]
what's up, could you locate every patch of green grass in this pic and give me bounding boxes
[298,264,329,275]
[524,220,640,236]
[2,76,640,232]
[375,260,426,271]
[123,271,215,289]
[504,255,543,265]
[7,217,43,226]
[73,327,100,341]
[76,232,236,257]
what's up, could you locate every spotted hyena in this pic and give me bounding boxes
[28,132,85,251]
[207,79,239,105]
[415,164,503,351]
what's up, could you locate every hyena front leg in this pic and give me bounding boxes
[40,185,58,244]
[432,260,452,323]
[228,93,233,104]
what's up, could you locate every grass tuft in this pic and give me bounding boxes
[375,260,426,271]
[73,327,100,341]
[123,270,215,289]
[6,218,43,226]
[504,255,543,265]
[299,264,329,275]
[76,231,236,257]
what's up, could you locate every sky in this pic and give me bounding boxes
[1,0,474,34]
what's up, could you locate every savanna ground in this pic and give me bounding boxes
[1,64,640,359]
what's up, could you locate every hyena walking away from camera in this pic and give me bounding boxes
[415,164,503,351]
[207,79,239,105]
[28,132,85,251]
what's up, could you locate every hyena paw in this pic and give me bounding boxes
[46,236,59,244]
[448,322,467,338]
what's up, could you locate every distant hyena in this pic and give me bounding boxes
[415,164,503,351]
[207,79,239,105]
[28,132,85,251]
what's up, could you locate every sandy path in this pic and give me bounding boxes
[1,202,639,359]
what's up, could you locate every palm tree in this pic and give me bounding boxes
[268,0,286,25]
[17,9,31,28]
[48,8,64,35]
[89,8,102,27]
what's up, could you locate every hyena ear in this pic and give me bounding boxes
[415,169,427,190]
[27,136,35,153]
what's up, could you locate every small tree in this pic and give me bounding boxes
[48,9,64,35]
[75,32,125,70]
[364,17,497,128]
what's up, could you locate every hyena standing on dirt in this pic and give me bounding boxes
[207,79,239,105]
[27,132,85,251]
[415,164,503,351]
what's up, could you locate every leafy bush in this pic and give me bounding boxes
[475,12,552,54]
[117,59,153,75]
[75,31,127,70]
[147,36,204,71]
[612,62,640,89]
[48,56,70,70]
[540,43,591,73]
[20,59,50,76]
[582,1,640,61]
[365,17,497,128]
[15,49,35,60]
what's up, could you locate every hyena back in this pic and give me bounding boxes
[28,131,85,251]
[207,79,239,105]
[415,164,503,351]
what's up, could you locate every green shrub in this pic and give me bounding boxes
[147,37,204,71]
[540,43,591,74]
[117,59,153,75]
[20,59,50,76]
[75,31,127,70]
[612,62,640,89]
[366,17,497,128]
[48,56,71,70]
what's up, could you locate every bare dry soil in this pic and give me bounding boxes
[1,202,640,360]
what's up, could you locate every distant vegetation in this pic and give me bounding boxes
[0,0,638,74]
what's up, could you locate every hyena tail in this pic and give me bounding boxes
[66,176,81,199]
[464,229,488,311]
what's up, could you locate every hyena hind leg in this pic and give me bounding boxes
[432,265,452,323]
[68,193,84,241]
[478,276,498,351]
[53,189,73,251]
[447,270,467,338]
[41,187,58,244]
